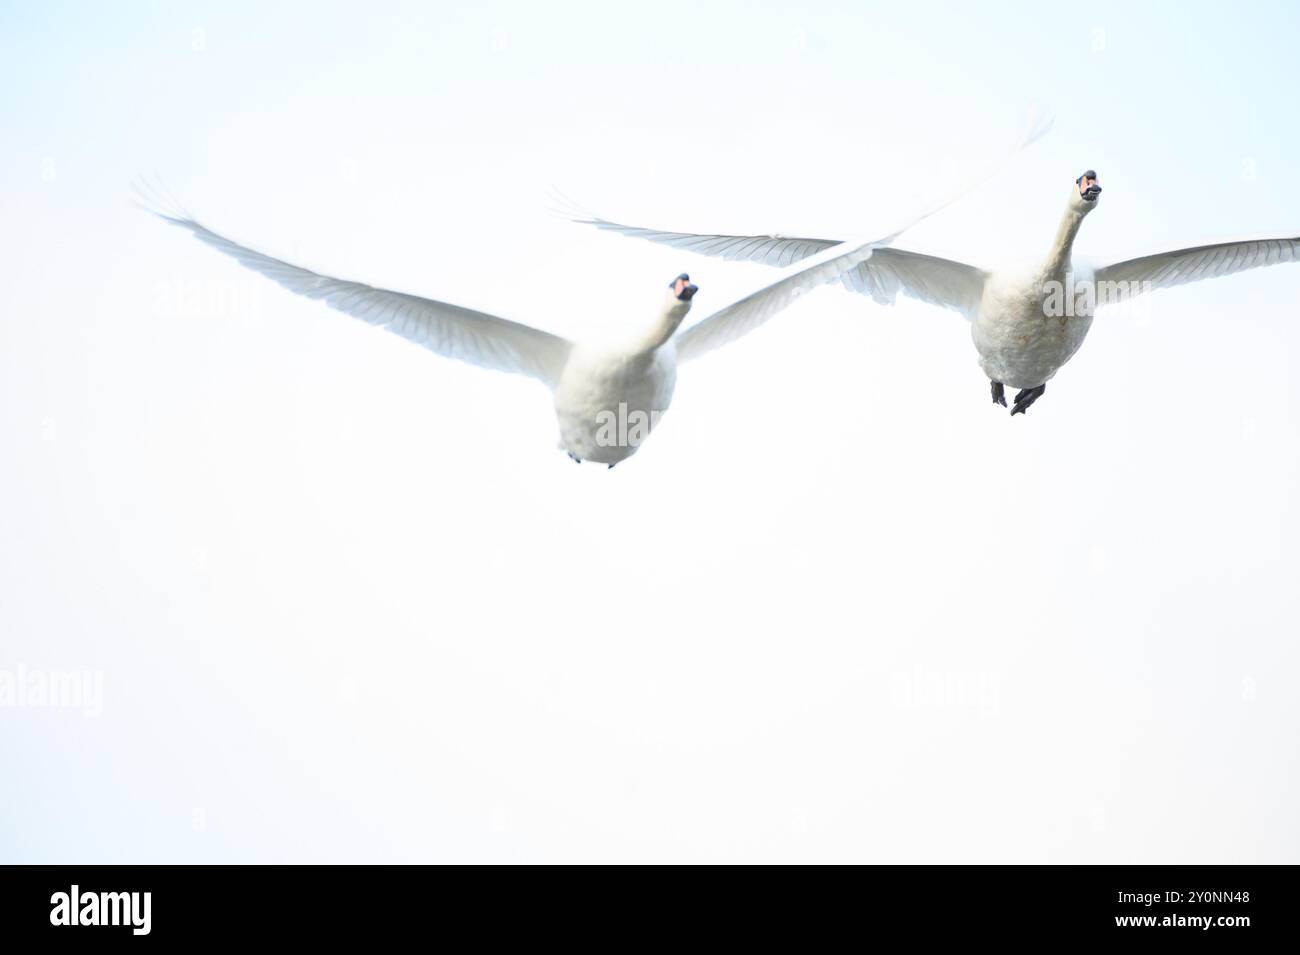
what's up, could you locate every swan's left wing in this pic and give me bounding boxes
[674,237,881,362]
[1093,233,1300,303]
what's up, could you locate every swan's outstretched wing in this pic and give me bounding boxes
[558,108,1049,320]
[558,213,844,268]
[1093,233,1300,304]
[558,204,987,318]
[136,183,571,386]
[675,237,879,362]
[836,248,987,318]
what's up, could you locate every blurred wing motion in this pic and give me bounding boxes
[675,237,879,362]
[559,107,1053,321]
[135,180,572,386]
[1093,233,1300,304]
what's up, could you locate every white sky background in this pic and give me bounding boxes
[1,0,1297,862]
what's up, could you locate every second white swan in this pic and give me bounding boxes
[571,170,1300,414]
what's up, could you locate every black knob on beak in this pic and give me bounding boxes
[679,283,698,301]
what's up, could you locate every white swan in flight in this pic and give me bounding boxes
[569,170,1300,415]
[137,184,956,466]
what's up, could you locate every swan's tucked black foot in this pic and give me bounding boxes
[1010,384,1046,416]
[991,381,1006,407]
[607,463,617,470]
[567,452,582,464]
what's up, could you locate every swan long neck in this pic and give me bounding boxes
[635,294,692,353]
[1046,210,1084,276]
[1045,196,1088,277]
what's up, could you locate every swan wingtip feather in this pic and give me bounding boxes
[130,173,194,224]
[1021,104,1056,148]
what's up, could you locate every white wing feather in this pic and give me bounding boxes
[1093,233,1300,302]
[136,181,571,386]
[559,202,986,319]
[674,239,880,361]
[560,213,842,268]
[559,108,1050,321]
[837,249,986,318]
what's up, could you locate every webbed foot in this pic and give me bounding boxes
[1010,384,1046,416]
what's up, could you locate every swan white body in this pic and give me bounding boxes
[137,181,916,464]
[971,188,1098,390]
[575,173,1300,412]
[972,263,1093,389]
[552,300,683,464]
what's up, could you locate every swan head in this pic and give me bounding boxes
[1072,169,1102,213]
[670,273,698,302]
[640,274,697,350]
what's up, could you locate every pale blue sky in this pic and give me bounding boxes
[2,1,1297,862]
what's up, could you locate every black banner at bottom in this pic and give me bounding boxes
[0,865,1290,943]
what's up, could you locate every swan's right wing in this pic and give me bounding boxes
[674,237,881,362]
[560,108,1049,321]
[136,182,572,387]
[837,248,987,318]
[560,207,987,318]
[559,215,844,268]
